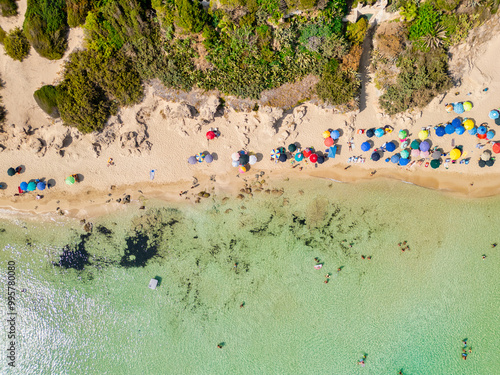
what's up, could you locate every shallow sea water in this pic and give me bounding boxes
[0,179,499,374]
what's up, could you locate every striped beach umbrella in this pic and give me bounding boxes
[196,153,205,162]
[271,149,280,160]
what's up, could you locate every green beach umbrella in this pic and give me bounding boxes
[410,140,420,150]
[65,176,75,185]
[288,143,297,152]
[398,130,408,139]
[430,159,440,169]
[400,149,410,159]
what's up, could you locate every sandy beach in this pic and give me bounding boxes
[1,5,500,221]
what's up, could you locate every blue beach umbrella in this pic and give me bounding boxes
[295,152,304,162]
[361,141,371,152]
[454,102,464,114]
[37,181,46,191]
[330,130,340,140]
[489,110,500,119]
[20,182,28,191]
[385,158,390,162]
[487,130,495,140]
[371,151,380,161]
[451,118,461,128]
[366,129,375,138]
[279,154,287,162]
[435,126,445,137]
[399,158,410,166]
[391,154,401,164]
[385,141,396,152]
[205,153,213,163]
[477,125,487,135]
[468,127,477,136]
[375,128,385,138]
[188,156,197,164]
[27,181,36,191]
[317,155,325,164]
[419,140,430,152]
[455,126,465,135]
[445,123,455,134]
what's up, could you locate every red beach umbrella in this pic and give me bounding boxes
[477,133,487,140]
[493,143,500,154]
[309,154,318,163]
[206,131,215,140]
[324,137,334,147]
[303,148,312,158]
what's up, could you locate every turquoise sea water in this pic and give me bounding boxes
[0,179,499,374]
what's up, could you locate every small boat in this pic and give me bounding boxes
[314,264,323,270]
[148,278,158,290]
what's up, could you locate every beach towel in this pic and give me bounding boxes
[150,170,156,180]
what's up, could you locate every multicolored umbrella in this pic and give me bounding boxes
[324,137,334,147]
[454,102,464,114]
[239,166,246,173]
[450,148,461,160]
[489,110,499,119]
[361,142,371,152]
[196,153,205,162]
[309,154,318,163]
[435,127,445,137]
[385,142,396,152]
[445,104,453,113]
[430,159,440,169]
[7,168,15,176]
[463,101,473,111]
[65,176,75,185]
[295,152,304,162]
[206,131,215,140]
[271,149,280,160]
[463,119,474,130]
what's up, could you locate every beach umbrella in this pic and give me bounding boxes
[295,152,304,162]
[239,165,246,173]
[468,127,477,136]
[493,143,500,154]
[371,151,380,161]
[65,176,75,185]
[399,158,410,166]
[463,119,474,130]
[391,154,400,164]
[239,154,249,165]
[455,125,465,135]
[279,153,287,162]
[322,130,331,138]
[489,110,500,119]
[418,129,429,140]
[454,102,464,114]
[477,125,487,135]
[420,150,429,158]
[309,154,318,163]
[410,140,420,150]
[481,150,492,161]
[450,148,461,160]
[451,118,461,128]
[317,155,325,164]
[249,155,257,165]
[477,133,487,140]
[361,141,371,152]
[288,143,297,152]
[432,150,441,159]
[445,124,455,134]
[27,181,36,191]
[271,149,280,160]
[324,137,334,147]
[188,156,197,164]
[231,152,240,161]
[398,130,408,140]
[20,181,28,191]
[278,147,286,155]
[411,149,420,158]
[386,141,396,152]
[7,167,15,176]
[375,128,385,138]
[435,126,445,137]
[330,130,340,140]
[400,149,410,159]
[430,159,440,169]
[464,101,473,111]
[478,159,486,168]
[366,129,375,138]
[486,159,495,167]
[419,140,430,152]
[37,181,46,190]
[205,153,213,163]
[487,130,495,140]
[303,148,312,158]
[206,131,215,140]
[445,104,453,113]
[196,153,205,163]
[231,160,239,167]
[385,158,390,162]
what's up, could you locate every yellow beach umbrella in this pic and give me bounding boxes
[239,165,246,173]
[463,119,474,130]
[322,130,331,139]
[418,129,429,140]
[463,101,472,111]
[450,148,461,160]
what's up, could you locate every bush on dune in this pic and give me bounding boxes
[33,85,59,118]
[3,28,31,62]
[23,0,68,60]
[0,0,18,17]
[66,0,93,27]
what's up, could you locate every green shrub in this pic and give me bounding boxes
[3,28,31,62]
[23,0,68,60]
[346,17,368,45]
[316,59,360,104]
[33,85,59,117]
[0,26,6,44]
[0,0,18,16]
[175,0,208,33]
[408,3,440,41]
[66,0,92,27]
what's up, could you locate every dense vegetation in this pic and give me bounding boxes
[3,28,31,62]
[23,0,68,60]
[33,85,59,118]
[0,0,18,17]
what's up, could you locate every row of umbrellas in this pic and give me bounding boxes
[445,102,473,114]
[188,152,214,164]
[20,180,46,192]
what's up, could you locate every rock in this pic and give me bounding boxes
[198,95,220,122]
[237,194,244,199]
[83,222,93,233]
[123,195,131,204]
[203,192,210,198]
[225,209,233,213]
[245,188,252,194]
